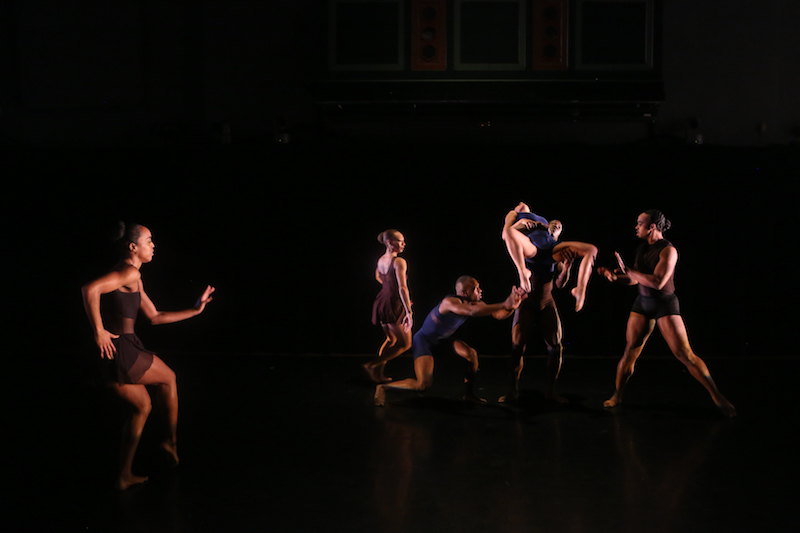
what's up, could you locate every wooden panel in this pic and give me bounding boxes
[411,0,447,70]
[532,0,569,70]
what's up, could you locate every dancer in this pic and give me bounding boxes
[501,202,597,311]
[363,229,413,383]
[499,220,576,404]
[598,209,736,417]
[374,276,526,407]
[81,222,215,490]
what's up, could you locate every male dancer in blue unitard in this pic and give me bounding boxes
[374,276,526,407]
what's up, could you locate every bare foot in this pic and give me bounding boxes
[117,473,148,491]
[376,364,392,383]
[603,396,620,408]
[520,269,532,293]
[571,287,586,312]
[374,385,386,407]
[545,392,569,404]
[363,363,390,384]
[716,399,737,418]
[498,391,519,404]
[464,393,487,405]
[160,440,179,467]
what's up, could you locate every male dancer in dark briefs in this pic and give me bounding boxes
[598,209,736,417]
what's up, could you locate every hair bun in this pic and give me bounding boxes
[107,220,126,242]
[644,209,671,233]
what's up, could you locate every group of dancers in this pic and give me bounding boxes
[364,203,737,419]
[81,205,736,491]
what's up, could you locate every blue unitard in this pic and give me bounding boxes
[411,296,468,359]
[516,212,558,278]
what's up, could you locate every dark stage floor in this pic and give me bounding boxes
[11,353,799,533]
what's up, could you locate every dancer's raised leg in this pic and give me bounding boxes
[554,241,597,311]
[139,356,179,465]
[502,225,539,292]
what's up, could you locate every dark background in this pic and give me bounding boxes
[3,0,798,366]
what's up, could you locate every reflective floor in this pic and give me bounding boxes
[12,354,799,533]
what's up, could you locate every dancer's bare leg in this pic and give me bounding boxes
[453,340,486,404]
[139,356,179,465]
[541,304,568,404]
[554,242,597,311]
[502,225,538,292]
[604,313,654,408]
[112,384,152,490]
[374,355,434,407]
[658,315,737,417]
[365,334,394,383]
[499,345,524,403]
[499,314,530,403]
[364,323,411,383]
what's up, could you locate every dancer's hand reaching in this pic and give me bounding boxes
[194,285,216,312]
[614,252,627,274]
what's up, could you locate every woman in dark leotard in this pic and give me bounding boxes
[82,222,215,490]
[363,229,413,383]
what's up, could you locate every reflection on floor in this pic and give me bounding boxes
[10,354,799,533]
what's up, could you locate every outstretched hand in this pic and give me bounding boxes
[194,285,216,312]
[597,267,617,282]
[505,286,528,310]
[614,252,627,273]
[598,253,626,282]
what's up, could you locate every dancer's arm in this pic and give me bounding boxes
[394,257,414,331]
[619,248,677,290]
[81,266,141,359]
[139,283,215,325]
[439,288,525,319]
[490,288,527,319]
[554,249,576,289]
[598,268,632,284]
[503,210,545,234]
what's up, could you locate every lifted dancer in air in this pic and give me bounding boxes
[598,209,736,417]
[501,202,597,311]
[374,276,526,407]
[499,218,576,404]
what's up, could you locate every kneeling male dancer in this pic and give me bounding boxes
[374,276,526,407]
